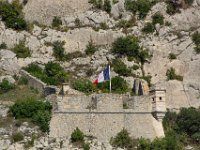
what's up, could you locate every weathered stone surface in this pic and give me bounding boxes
[0,50,20,75]
[23,0,91,25]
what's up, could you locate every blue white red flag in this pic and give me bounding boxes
[94,65,110,84]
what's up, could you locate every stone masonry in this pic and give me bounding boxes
[50,90,166,142]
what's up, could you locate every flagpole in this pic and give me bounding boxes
[109,65,111,93]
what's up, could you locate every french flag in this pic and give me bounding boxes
[94,65,110,84]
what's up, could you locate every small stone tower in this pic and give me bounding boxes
[150,84,166,121]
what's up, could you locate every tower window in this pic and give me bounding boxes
[152,98,155,102]
[159,97,162,101]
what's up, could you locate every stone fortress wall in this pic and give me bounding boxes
[20,70,59,96]
[50,89,166,142]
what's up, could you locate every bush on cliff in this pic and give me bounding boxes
[166,68,183,81]
[97,76,128,94]
[52,41,66,61]
[24,62,68,85]
[163,108,200,144]
[111,128,133,148]
[112,59,132,76]
[72,79,96,94]
[125,0,155,19]
[0,0,27,30]
[192,31,200,54]
[112,36,151,65]
[0,79,15,94]
[71,127,84,143]
[12,41,31,58]
[9,97,52,132]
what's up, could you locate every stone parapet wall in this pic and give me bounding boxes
[20,70,46,93]
[50,94,165,142]
[20,70,59,96]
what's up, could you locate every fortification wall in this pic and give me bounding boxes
[50,94,165,142]
[20,70,46,93]
[20,70,59,96]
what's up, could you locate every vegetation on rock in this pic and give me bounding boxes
[0,79,15,94]
[0,42,7,49]
[72,79,96,94]
[192,31,200,54]
[85,41,98,55]
[9,97,52,132]
[12,41,31,58]
[52,41,66,61]
[52,16,62,28]
[24,62,68,85]
[166,67,183,81]
[112,58,131,76]
[0,0,27,30]
[125,0,156,19]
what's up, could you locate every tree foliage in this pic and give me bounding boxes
[9,97,52,132]
[0,0,27,30]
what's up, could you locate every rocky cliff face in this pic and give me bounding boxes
[0,0,200,109]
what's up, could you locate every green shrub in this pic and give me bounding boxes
[83,143,90,150]
[89,0,111,13]
[71,127,84,143]
[117,18,136,30]
[163,110,178,131]
[103,0,111,13]
[150,138,166,150]
[192,31,200,45]
[12,41,31,58]
[24,62,68,85]
[52,16,62,28]
[132,64,140,70]
[33,110,51,132]
[125,0,154,19]
[142,22,155,33]
[99,22,109,30]
[166,68,183,81]
[0,79,15,93]
[75,18,82,27]
[166,1,179,15]
[152,13,164,25]
[44,62,67,85]
[177,107,200,136]
[97,76,128,94]
[9,97,52,132]
[85,41,98,55]
[18,76,28,85]
[191,133,200,143]
[12,132,24,143]
[72,79,96,94]
[192,32,200,54]
[112,36,140,57]
[0,0,27,30]
[111,129,132,148]
[138,138,151,150]
[52,41,65,60]
[0,42,7,49]
[112,59,131,76]
[168,53,177,60]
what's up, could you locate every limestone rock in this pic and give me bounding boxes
[0,50,20,75]
[23,0,91,25]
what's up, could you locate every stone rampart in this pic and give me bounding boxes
[20,70,59,96]
[50,94,165,142]
[20,70,46,93]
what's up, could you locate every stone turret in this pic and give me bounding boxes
[150,84,166,121]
